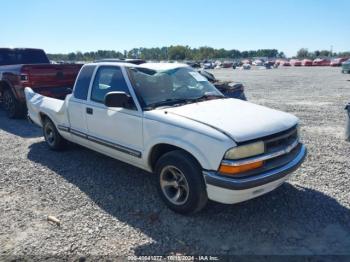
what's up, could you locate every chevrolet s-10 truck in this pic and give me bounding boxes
[25,62,307,214]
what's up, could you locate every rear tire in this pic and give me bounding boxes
[155,150,208,214]
[43,118,66,150]
[3,89,24,119]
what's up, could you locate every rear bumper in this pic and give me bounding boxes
[203,144,307,203]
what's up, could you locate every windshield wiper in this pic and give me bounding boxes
[145,98,191,110]
[189,93,225,102]
[144,93,225,110]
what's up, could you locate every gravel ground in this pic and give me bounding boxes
[0,66,350,259]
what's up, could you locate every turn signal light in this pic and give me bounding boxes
[219,161,263,175]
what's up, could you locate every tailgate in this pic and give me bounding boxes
[22,64,83,97]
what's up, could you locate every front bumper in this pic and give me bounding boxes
[203,144,307,203]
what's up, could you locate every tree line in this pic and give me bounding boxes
[47,46,350,62]
[47,46,284,62]
[296,48,350,59]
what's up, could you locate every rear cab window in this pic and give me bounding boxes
[0,49,49,65]
[73,65,96,100]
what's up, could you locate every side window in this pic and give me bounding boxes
[91,66,131,104]
[73,65,96,100]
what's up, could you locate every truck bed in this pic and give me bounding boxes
[0,63,82,102]
[25,87,69,128]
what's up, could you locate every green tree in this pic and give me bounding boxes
[319,50,330,57]
[296,48,309,59]
[168,45,188,60]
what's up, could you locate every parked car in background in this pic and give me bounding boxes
[342,59,350,73]
[252,59,263,66]
[0,48,82,118]
[264,61,274,69]
[241,59,252,65]
[185,61,201,68]
[290,59,302,66]
[241,64,251,70]
[203,62,215,69]
[232,62,240,69]
[302,59,313,66]
[221,61,233,68]
[280,61,291,66]
[330,57,349,67]
[312,58,330,66]
[25,62,306,214]
[198,70,247,100]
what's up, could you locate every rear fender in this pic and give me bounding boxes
[24,87,69,128]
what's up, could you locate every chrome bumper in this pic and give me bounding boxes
[203,144,307,190]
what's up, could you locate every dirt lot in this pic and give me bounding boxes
[0,66,350,259]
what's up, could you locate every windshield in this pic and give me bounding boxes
[128,67,224,109]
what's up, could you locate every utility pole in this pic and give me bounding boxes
[330,45,333,57]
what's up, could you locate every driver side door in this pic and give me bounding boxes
[85,66,143,165]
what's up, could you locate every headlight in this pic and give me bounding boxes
[224,141,265,160]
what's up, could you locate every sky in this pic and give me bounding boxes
[1,0,349,57]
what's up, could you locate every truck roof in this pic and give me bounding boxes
[87,62,190,71]
[141,62,189,71]
[0,47,44,51]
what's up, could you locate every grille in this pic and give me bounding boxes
[221,126,300,179]
[264,126,298,154]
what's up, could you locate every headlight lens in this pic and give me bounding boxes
[224,141,265,160]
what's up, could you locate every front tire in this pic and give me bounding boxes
[3,89,24,118]
[43,118,66,150]
[155,150,208,214]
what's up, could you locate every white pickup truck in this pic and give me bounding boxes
[25,62,307,214]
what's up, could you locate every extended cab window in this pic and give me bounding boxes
[91,66,131,104]
[73,65,96,100]
[0,49,49,65]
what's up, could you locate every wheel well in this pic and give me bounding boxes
[149,143,201,172]
[39,112,49,125]
[0,81,10,96]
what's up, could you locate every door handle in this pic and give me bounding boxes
[86,107,93,115]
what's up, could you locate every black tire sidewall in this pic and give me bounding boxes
[155,150,207,214]
[3,90,19,118]
[43,119,64,150]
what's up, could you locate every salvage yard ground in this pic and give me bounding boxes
[0,67,350,258]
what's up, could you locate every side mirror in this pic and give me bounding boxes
[104,91,132,108]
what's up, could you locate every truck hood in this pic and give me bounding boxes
[158,98,298,142]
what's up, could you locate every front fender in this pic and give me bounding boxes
[144,136,224,171]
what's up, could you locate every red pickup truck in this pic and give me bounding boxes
[0,48,82,118]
